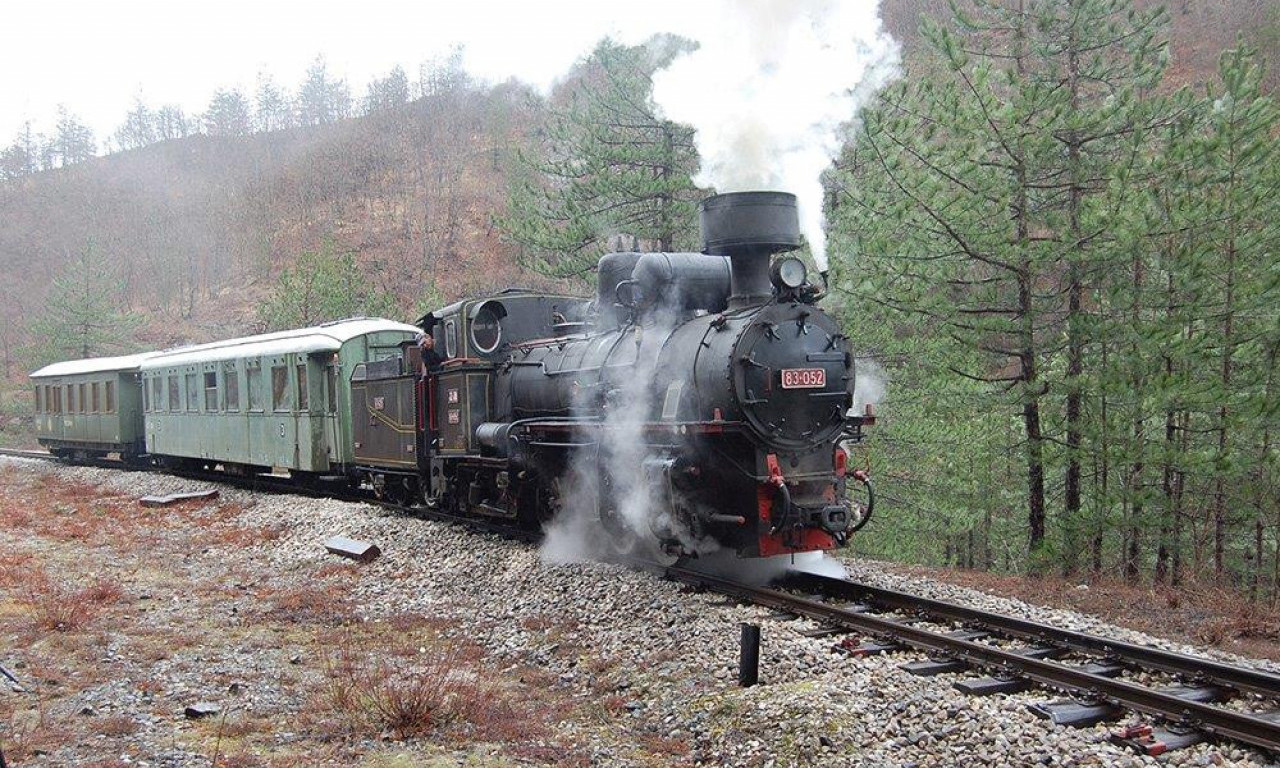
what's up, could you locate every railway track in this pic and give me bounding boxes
[666,566,1280,755]
[0,447,55,461]
[8,447,1278,756]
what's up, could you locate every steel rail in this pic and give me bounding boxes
[0,448,55,460]
[667,567,1280,753]
[780,572,1280,699]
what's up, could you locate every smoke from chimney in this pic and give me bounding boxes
[650,0,899,270]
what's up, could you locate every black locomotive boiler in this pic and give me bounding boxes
[351,191,874,559]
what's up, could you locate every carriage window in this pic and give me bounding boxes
[444,319,457,358]
[69,384,77,413]
[326,366,338,414]
[296,364,309,412]
[91,383,100,412]
[185,373,198,411]
[34,386,42,413]
[105,381,114,413]
[224,365,239,412]
[168,375,179,411]
[204,371,218,411]
[271,365,292,412]
[152,377,163,412]
[143,379,150,411]
[247,367,264,411]
[80,383,88,412]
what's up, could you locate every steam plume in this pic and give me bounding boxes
[853,358,886,413]
[650,0,899,269]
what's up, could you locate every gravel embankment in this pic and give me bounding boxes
[3,457,1276,767]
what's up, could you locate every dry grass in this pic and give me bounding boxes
[18,569,124,633]
[317,630,487,739]
[0,468,595,765]
[257,583,353,626]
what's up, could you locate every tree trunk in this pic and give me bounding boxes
[1062,0,1085,578]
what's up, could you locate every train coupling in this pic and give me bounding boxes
[801,503,852,536]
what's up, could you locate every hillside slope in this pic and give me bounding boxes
[0,0,1271,374]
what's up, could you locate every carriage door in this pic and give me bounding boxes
[268,357,299,470]
[323,356,342,468]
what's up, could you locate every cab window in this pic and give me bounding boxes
[444,319,457,358]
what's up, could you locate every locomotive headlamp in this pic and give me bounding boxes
[770,257,808,290]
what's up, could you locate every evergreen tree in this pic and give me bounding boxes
[254,74,294,132]
[25,242,141,367]
[49,106,96,167]
[498,38,702,281]
[0,122,42,180]
[831,0,1168,572]
[260,240,399,331]
[113,97,159,151]
[297,56,352,126]
[154,105,192,140]
[364,65,410,114]
[1188,45,1277,583]
[204,88,253,137]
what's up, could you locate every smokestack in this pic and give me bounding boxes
[700,191,800,308]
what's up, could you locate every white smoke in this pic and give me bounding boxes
[650,0,900,270]
[688,549,848,585]
[853,358,886,413]
[539,306,702,565]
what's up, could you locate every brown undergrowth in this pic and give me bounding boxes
[0,467,600,765]
[307,617,585,763]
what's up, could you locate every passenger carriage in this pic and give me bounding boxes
[139,318,420,477]
[29,353,154,461]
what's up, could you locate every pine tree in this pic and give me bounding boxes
[25,242,141,367]
[113,97,159,151]
[204,89,253,137]
[297,56,352,126]
[49,106,96,167]
[254,74,295,132]
[364,66,410,114]
[260,239,399,331]
[497,38,702,281]
[831,0,1169,573]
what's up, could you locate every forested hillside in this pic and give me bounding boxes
[0,75,539,374]
[0,1,1274,597]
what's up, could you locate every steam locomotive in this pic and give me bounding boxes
[29,190,873,561]
[353,191,874,559]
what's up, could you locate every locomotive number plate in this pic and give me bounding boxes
[781,368,826,389]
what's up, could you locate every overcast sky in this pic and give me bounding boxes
[1,0,717,144]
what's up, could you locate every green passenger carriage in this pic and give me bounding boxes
[29,353,154,461]
[139,318,420,476]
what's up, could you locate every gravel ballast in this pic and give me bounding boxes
[1,456,1275,767]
